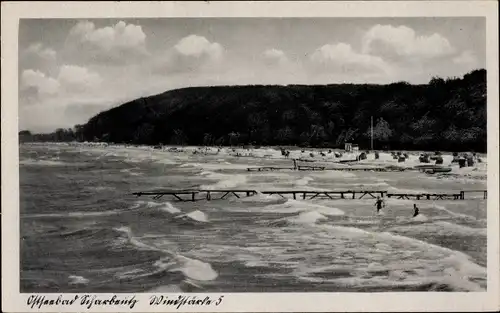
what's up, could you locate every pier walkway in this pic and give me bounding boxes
[132,189,487,202]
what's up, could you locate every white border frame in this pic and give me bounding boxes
[2,1,499,312]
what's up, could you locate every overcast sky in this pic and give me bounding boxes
[19,17,486,132]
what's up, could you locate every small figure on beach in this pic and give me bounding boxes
[375,196,384,213]
[458,156,467,168]
[413,204,420,217]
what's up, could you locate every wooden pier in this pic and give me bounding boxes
[132,189,487,202]
[247,167,294,172]
[386,193,463,200]
[246,166,403,172]
[246,158,414,172]
[461,190,488,199]
[297,165,326,171]
[327,167,394,172]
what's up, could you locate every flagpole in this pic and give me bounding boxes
[371,116,374,151]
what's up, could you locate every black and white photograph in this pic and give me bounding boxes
[2,1,499,312]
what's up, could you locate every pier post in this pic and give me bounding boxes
[352,192,355,199]
[484,190,487,199]
[460,191,465,200]
[303,192,306,199]
[293,192,296,200]
[206,191,211,200]
[192,192,195,202]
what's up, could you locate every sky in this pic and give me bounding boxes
[18,17,486,132]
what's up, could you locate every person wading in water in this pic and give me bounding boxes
[375,196,384,213]
[413,204,420,217]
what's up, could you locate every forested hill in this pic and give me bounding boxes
[36,69,488,152]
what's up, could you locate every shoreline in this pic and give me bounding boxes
[19,141,488,158]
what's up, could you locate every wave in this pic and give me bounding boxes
[85,186,116,192]
[128,201,211,227]
[286,199,346,216]
[21,203,143,219]
[288,211,328,224]
[317,224,374,236]
[269,202,346,227]
[157,202,182,214]
[236,192,285,205]
[20,158,71,166]
[180,163,201,168]
[294,225,486,291]
[119,168,143,176]
[199,171,248,190]
[376,232,486,290]
[68,275,89,285]
[113,226,217,282]
[388,221,486,237]
[432,221,486,236]
[57,227,118,239]
[298,273,483,292]
[309,171,356,179]
[412,214,429,222]
[262,199,346,217]
[432,204,477,220]
[174,210,209,223]
[155,255,217,281]
[387,186,430,194]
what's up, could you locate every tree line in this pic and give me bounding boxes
[20,69,487,152]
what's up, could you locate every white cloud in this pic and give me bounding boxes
[57,65,102,91]
[25,43,57,61]
[174,35,223,60]
[67,20,148,63]
[19,66,114,132]
[151,35,224,74]
[263,49,289,65]
[310,42,391,75]
[453,50,478,66]
[362,24,455,59]
[21,69,60,95]
[20,65,102,102]
[448,50,480,76]
[20,43,57,72]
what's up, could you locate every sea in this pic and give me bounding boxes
[19,143,488,292]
